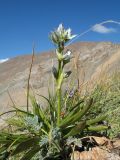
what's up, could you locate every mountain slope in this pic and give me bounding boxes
[0,41,120,112]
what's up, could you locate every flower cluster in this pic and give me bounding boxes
[50,24,76,49]
[51,24,76,82]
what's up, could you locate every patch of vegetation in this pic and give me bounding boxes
[90,72,120,138]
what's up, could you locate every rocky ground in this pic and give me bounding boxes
[70,136,120,160]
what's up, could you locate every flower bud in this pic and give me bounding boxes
[56,49,64,61]
[52,66,58,79]
[64,71,72,78]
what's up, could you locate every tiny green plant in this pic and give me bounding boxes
[0,24,108,160]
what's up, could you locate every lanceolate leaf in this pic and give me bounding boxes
[0,144,11,154]
[37,93,57,123]
[69,100,84,112]
[29,94,51,129]
[6,117,25,128]
[11,137,39,156]
[87,125,108,131]
[15,108,33,116]
[63,100,84,120]
[60,98,93,128]
[70,98,93,124]
[37,94,56,112]
[86,114,107,125]
[48,89,57,122]
[29,94,39,115]
[20,145,41,160]
[64,121,86,138]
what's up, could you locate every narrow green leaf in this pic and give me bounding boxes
[60,98,93,128]
[20,145,41,160]
[86,114,107,125]
[64,121,86,138]
[69,100,84,112]
[29,94,39,115]
[16,108,33,116]
[37,94,56,112]
[0,144,10,153]
[63,100,84,121]
[29,94,51,129]
[6,118,25,128]
[37,93,57,123]
[87,125,108,131]
[11,137,39,156]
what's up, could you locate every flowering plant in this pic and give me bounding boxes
[0,24,107,160]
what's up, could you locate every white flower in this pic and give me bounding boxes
[56,49,72,64]
[63,50,71,59]
[63,50,73,65]
[50,24,76,45]
[66,28,76,39]
[57,24,64,34]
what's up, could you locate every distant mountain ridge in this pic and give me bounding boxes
[0,41,120,112]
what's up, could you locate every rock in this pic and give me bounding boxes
[70,136,120,160]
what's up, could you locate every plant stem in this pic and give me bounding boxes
[57,88,61,125]
[27,47,35,112]
[57,60,62,126]
[58,60,62,76]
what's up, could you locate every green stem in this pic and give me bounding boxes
[57,88,61,125]
[58,60,62,76]
[57,60,62,126]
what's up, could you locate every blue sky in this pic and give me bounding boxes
[0,0,120,60]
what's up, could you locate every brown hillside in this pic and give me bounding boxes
[0,41,120,113]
